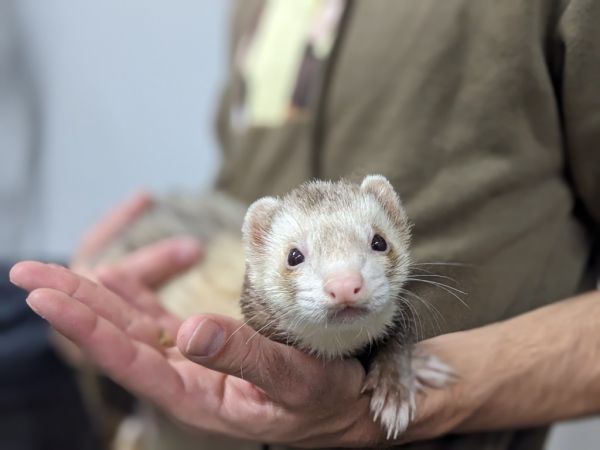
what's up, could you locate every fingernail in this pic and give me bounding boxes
[10,278,23,289]
[186,319,225,357]
[26,294,45,318]
[9,264,24,288]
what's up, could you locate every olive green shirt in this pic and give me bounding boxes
[214,1,600,449]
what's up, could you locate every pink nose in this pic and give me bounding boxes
[324,273,364,304]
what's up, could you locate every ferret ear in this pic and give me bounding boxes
[360,175,408,226]
[242,196,280,249]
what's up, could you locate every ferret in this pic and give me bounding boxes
[93,175,455,440]
[240,175,454,438]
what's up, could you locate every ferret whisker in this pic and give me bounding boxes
[226,318,254,344]
[405,278,469,310]
[409,266,437,276]
[405,277,466,295]
[366,328,373,354]
[354,326,365,342]
[399,305,418,342]
[398,288,445,336]
[408,272,461,287]
[239,310,295,378]
[410,262,469,267]
[288,310,306,332]
[395,304,410,340]
[405,289,445,336]
[399,296,425,341]
[334,333,343,357]
[245,317,282,344]
[393,302,406,327]
[397,295,418,335]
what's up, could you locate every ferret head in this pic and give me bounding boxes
[241,175,411,358]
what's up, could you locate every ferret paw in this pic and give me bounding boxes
[362,359,415,440]
[361,349,456,440]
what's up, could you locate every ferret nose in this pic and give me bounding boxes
[324,272,364,304]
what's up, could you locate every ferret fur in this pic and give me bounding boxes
[90,191,247,320]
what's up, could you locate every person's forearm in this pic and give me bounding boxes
[409,290,600,439]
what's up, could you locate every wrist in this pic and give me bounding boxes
[403,327,501,441]
[450,324,509,432]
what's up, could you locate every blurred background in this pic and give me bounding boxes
[0,1,597,449]
[2,0,225,260]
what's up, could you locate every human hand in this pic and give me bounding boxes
[56,191,202,366]
[403,291,600,439]
[11,260,505,447]
[17,258,598,445]
[10,261,390,448]
[71,191,153,277]
[395,332,490,443]
[57,236,201,364]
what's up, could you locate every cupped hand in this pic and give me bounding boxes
[10,262,388,448]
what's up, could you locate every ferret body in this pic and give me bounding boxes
[91,191,248,320]
[94,176,454,439]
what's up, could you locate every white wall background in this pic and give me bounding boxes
[7,0,599,447]
[15,0,227,258]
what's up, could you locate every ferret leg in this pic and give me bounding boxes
[361,341,456,440]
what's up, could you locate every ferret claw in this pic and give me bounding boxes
[362,348,456,439]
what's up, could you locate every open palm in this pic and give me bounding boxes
[10,259,380,447]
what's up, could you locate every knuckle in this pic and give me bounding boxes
[71,274,98,300]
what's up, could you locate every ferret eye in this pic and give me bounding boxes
[371,234,387,252]
[287,248,305,266]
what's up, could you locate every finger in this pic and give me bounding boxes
[177,314,365,406]
[25,288,185,407]
[49,328,88,368]
[97,267,181,339]
[10,261,168,349]
[106,236,201,287]
[76,191,153,260]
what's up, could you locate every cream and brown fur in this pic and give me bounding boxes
[241,176,411,357]
[91,191,247,320]
[92,176,454,442]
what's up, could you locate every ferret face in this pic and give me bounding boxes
[242,176,411,358]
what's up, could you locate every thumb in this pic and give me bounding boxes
[177,314,350,405]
